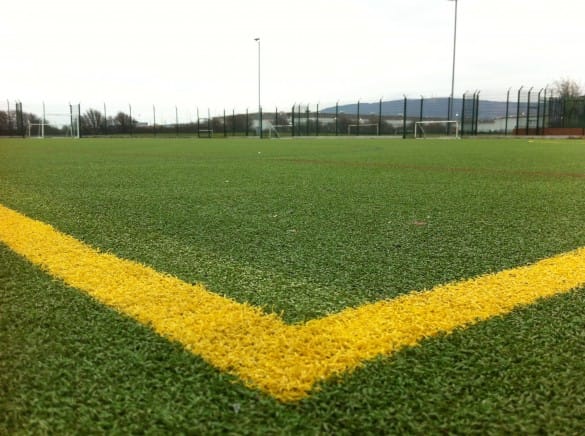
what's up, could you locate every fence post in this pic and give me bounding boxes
[129,104,133,137]
[581,99,585,133]
[316,104,319,136]
[223,109,227,137]
[197,108,200,136]
[536,88,543,136]
[402,96,407,139]
[526,87,533,135]
[291,105,295,137]
[460,92,467,135]
[259,106,263,139]
[378,98,382,136]
[504,88,510,136]
[246,109,249,136]
[542,85,548,135]
[356,100,360,136]
[16,102,24,138]
[335,102,339,136]
[474,91,480,135]
[230,109,234,136]
[298,105,301,136]
[153,105,156,137]
[41,102,45,138]
[468,92,474,135]
[305,104,309,136]
[6,100,11,135]
[78,103,83,138]
[516,86,523,135]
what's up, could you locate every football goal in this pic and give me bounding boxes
[27,104,80,138]
[414,120,459,139]
[269,124,293,138]
[197,108,213,138]
[197,119,213,138]
[348,123,379,136]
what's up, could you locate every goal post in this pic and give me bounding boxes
[70,104,80,138]
[414,120,459,139]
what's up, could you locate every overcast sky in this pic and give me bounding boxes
[2,0,584,119]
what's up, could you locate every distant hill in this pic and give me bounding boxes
[322,98,517,120]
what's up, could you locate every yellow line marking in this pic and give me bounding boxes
[2,202,585,402]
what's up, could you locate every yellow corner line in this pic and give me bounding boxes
[2,202,585,402]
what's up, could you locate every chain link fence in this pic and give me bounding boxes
[2,89,584,138]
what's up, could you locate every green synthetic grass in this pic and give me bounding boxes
[1,137,585,433]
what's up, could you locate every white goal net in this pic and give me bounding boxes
[414,120,459,139]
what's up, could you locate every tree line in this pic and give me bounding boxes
[80,109,138,135]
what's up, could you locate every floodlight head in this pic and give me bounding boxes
[254,37,260,41]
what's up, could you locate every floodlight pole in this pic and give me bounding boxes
[448,0,458,121]
[254,37,262,138]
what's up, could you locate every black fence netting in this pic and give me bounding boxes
[2,88,584,138]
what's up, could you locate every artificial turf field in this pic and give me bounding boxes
[1,137,585,433]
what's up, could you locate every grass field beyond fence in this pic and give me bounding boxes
[1,137,585,433]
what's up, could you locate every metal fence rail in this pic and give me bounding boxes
[2,89,584,138]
